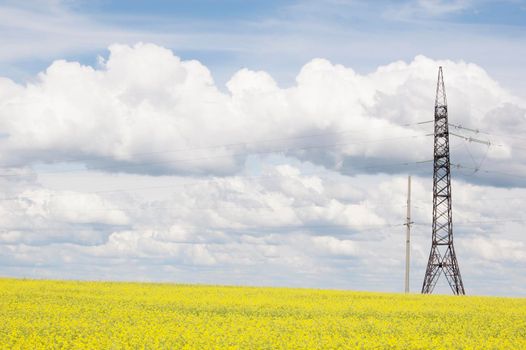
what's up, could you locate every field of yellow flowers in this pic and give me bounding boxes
[0,278,525,349]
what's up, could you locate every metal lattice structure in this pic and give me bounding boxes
[421,67,465,295]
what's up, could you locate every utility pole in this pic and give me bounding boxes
[405,175,411,293]
[421,67,465,295]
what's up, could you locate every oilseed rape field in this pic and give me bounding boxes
[0,278,525,349]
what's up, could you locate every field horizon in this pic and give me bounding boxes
[1,276,524,299]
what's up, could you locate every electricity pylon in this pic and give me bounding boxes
[422,67,465,295]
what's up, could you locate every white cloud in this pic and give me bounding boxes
[383,0,474,20]
[20,189,128,225]
[461,237,526,263]
[1,158,525,294]
[2,0,526,101]
[416,0,472,16]
[0,44,525,295]
[0,43,524,183]
[311,235,358,256]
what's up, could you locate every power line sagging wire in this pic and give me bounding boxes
[452,163,526,180]
[413,218,526,227]
[0,122,435,178]
[448,128,526,179]
[4,222,407,237]
[0,159,434,201]
[449,122,526,142]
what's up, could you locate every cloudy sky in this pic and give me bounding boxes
[0,0,525,296]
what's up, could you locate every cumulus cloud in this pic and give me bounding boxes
[0,43,524,184]
[0,43,525,295]
[1,157,525,294]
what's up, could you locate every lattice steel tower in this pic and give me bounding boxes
[422,67,465,295]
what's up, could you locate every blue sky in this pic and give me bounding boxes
[2,0,526,94]
[0,0,526,295]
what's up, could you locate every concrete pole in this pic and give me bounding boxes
[405,175,411,293]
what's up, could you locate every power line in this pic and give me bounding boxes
[7,197,420,213]
[0,159,433,201]
[452,163,526,180]
[0,133,432,178]
[445,129,526,181]
[449,132,491,146]
[9,218,525,241]
[2,222,406,235]
[413,218,526,227]
[449,126,526,153]
[448,122,526,142]
[0,120,435,171]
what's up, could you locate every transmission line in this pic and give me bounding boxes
[0,121,434,172]
[0,133,432,178]
[0,159,433,201]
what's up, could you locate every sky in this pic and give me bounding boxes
[0,0,525,296]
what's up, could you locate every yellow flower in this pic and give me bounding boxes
[0,278,525,349]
